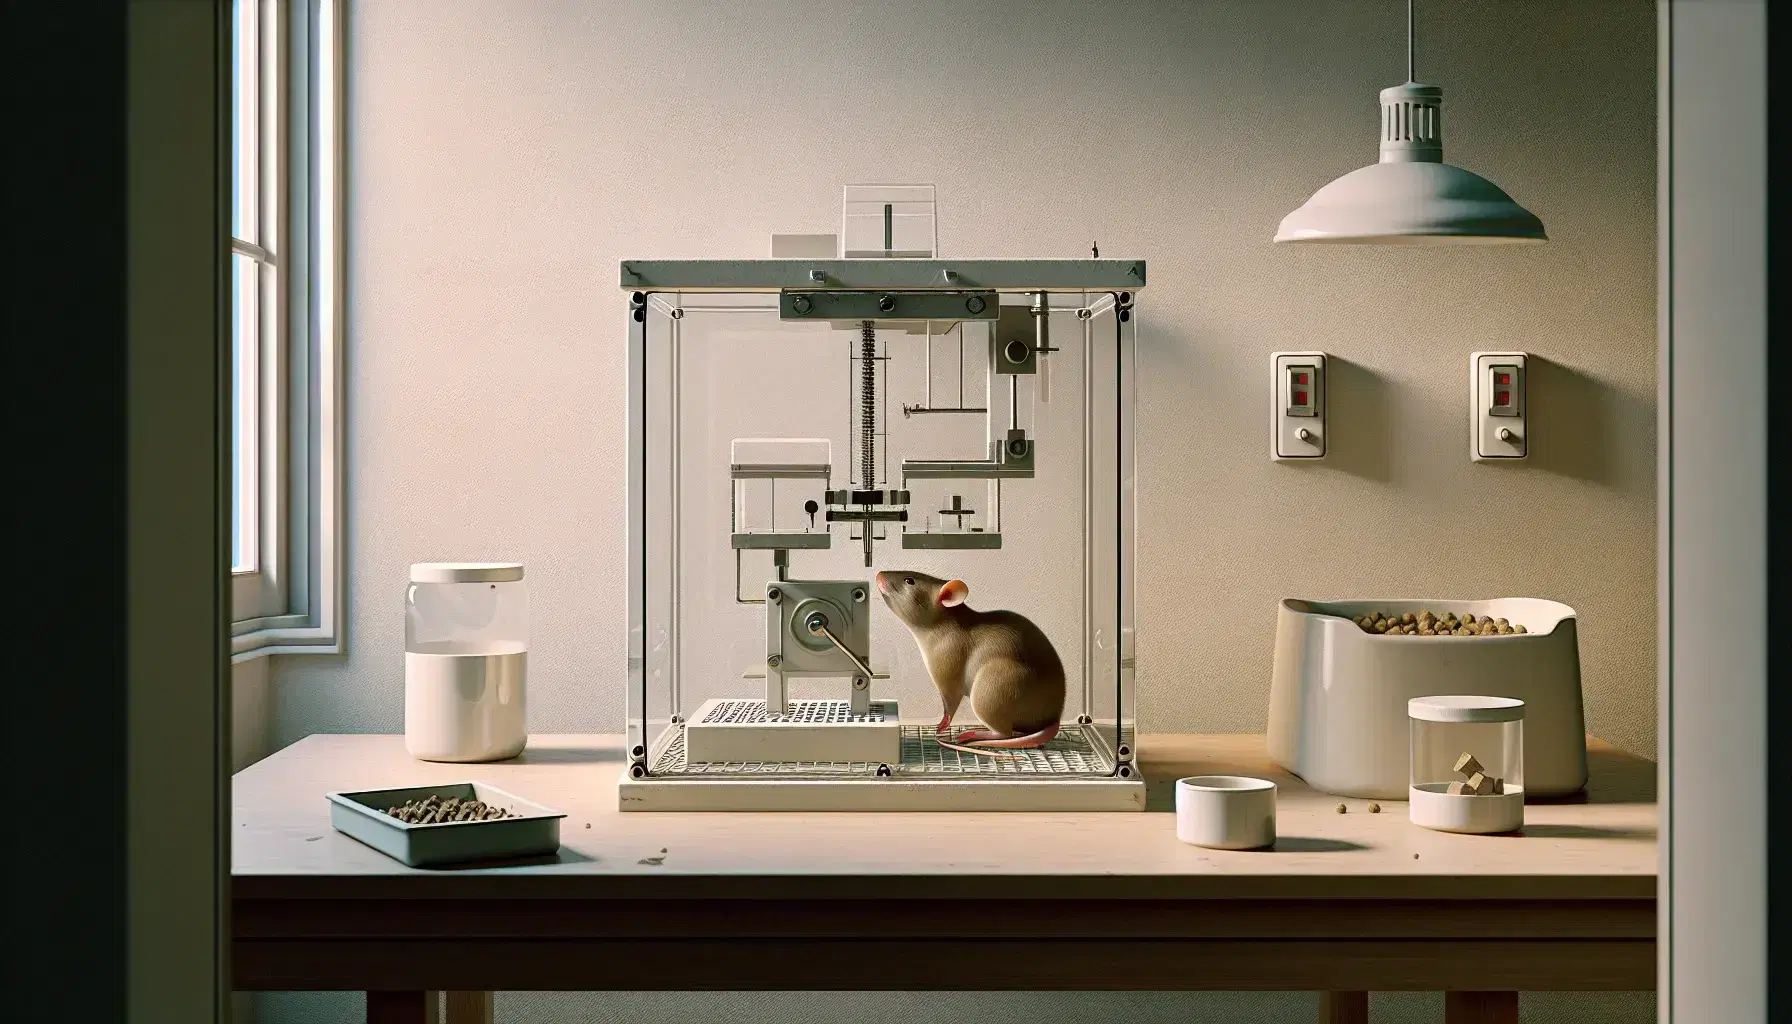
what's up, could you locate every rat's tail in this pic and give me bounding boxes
[933,738,1021,759]
[951,723,1061,751]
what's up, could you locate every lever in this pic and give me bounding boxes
[805,613,874,681]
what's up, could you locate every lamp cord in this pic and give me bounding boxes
[1407,0,1415,82]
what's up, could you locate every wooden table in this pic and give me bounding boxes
[233,734,1656,1024]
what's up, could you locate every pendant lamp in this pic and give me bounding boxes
[1274,0,1546,245]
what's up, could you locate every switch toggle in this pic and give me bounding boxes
[1272,351,1327,460]
[1470,351,1527,461]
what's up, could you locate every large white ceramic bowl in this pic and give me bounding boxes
[1267,598,1587,800]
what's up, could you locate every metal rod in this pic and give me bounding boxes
[883,203,893,253]
[809,617,874,681]
[924,323,934,406]
[903,405,987,416]
[958,324,966,405]
[1407,0,1415,82]
[1009,375,1019,431]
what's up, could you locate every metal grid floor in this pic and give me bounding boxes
[650,721,1119,778]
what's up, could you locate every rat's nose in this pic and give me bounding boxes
[875,572,890,593]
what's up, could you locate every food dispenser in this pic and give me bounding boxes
[404,562,529,763]
[1268,598,1586,799]
[1408,695,1525,834]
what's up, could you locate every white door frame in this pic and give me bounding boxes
[1658,1,1769,1021]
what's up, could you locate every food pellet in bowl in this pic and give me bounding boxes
[382,795,518,825]
[1349,608,1534,637]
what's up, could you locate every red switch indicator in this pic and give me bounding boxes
[1293,391,1308,405]
[1495,390,1510,406]
[1295,372,1308,384]
[1497,372,1511,386]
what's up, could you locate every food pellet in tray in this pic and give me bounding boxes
[382,794,518,825]
[1351,609,1529,636]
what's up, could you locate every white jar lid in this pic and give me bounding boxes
[410,562,524,584]
[1408,695,1525,723]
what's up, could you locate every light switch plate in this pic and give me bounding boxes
[1470,351,1527,461]
[1271,351,1327,460]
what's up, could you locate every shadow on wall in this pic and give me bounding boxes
[1309,355,1392,484]
[1522,355,1645,487]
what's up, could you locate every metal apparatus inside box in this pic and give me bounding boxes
[619,194,1143,811]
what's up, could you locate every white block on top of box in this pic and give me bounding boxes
[681,698,903,765]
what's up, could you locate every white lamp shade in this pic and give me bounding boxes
[1275,160,1547,244]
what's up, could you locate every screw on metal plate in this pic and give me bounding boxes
[791,295,812,315]
[1077,714,1093,725]
[767,654,783,667]
[1008,438,1027,457]
[767,587,782,603]
[1077,308,1093,320]
[942,269,959,282]
[852,676,868,690]
[877,294,896,312]
[670,307,684,320]
[629,763,646,779]
[669,715,683,725]
[1297,428,1313,442]
[965,295,986,314]
[851,588,867,603]
[1118,764,1133,778]
[1499,427,1515,442]
[810,269,826,283]
[632,743,646,758]
[1117,744,1132,758]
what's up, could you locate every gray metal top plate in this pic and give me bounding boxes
[619,259,1146,293]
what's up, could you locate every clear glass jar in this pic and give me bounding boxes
[1408,695,1524,833]
[405,563,527,762]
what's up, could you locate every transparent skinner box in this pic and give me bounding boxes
[618,251,1146,811]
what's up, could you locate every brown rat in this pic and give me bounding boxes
[875,570,1065,750]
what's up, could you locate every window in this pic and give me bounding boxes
[230,0,343,659]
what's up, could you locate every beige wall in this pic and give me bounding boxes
[272,0,1656,754]
[256,1,1654,1019]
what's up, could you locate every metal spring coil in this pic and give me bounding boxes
[859,320,876,487]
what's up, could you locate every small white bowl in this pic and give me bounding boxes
[1409,783,1525,834]
[1175,775,1277,850]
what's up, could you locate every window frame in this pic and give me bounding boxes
[230,0,343,661]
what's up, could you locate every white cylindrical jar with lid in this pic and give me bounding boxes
[405,562,528,762]
[1408,695,1524,834]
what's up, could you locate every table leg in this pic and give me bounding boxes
[1319,991,1369,1023]
[1444,991,1518,1024]
[445,992,494,1024]
[365,991,436,1024]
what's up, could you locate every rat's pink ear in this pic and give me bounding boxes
[938,579,969,608]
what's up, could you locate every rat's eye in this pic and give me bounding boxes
[904,577,916,586]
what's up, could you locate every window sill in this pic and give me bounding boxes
[233,613,340,663]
